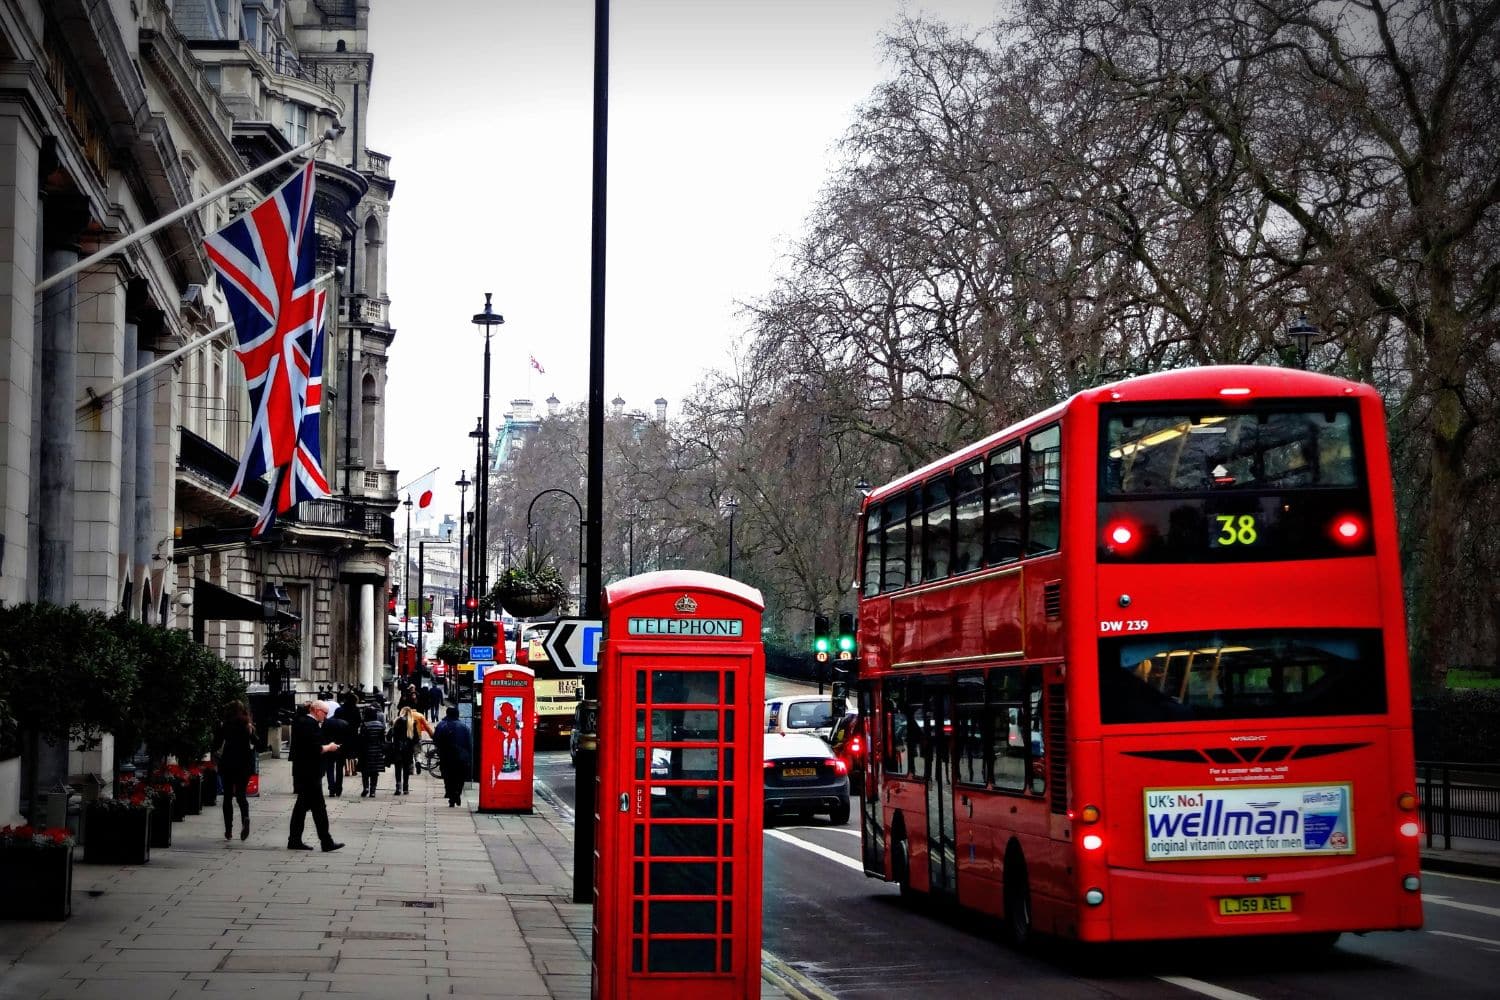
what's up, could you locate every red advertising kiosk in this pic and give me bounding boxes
[594,571,764,1000]
[478,665,535,813]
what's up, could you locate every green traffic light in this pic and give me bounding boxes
[813,636,830,653]
[837,634,855,652]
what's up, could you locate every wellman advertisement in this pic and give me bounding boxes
[1144,783,1355,860]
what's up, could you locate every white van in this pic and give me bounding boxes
[765,695,837,740]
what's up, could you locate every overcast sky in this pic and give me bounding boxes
[370,0,1003,521]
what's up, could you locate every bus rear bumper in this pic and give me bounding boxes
[1079,855,1424,942]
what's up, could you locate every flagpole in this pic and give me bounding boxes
[396,466,441,494]
[37,127,341,296]
[77,270,342,411]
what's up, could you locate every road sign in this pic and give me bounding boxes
[543,618,603,673]
[474,661,495,681]
[469,645,494,662]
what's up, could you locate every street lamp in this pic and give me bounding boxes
[527,488,585,613]
[402,494,413,682]
[455,471,470,624]
[723,495,740,578]
[1287,313,1318,370]
[471,295,504,616]
[468,418,484,610]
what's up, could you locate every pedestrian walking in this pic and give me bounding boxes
[334,692,361,780]
[358,703,387,797]
[433,706,471,807]
[321,698,350,797]
[426,680,445,722]
[389,705,422,795]
[214,700,256,841]
[287,701,344,852]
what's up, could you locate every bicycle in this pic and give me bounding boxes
[417,739,442,779]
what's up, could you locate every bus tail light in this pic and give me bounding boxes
[1331,514,1366,547]
[1403,875,1421,892]
[848,737,863,758]
[1070,804,1101,823]
[1084,888,1105,905]
[1397,791,1418,811]
[1399,820,1421,838]
[1081,833,1104,851]
[1103,520,1142,556]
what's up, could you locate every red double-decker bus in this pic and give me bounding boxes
[854,365,1423,945]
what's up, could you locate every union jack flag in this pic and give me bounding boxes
[204,160,326,535]
[254,288,331,534]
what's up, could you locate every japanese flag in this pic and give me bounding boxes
[406,468,438,526]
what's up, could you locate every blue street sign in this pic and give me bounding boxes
[469,645,494,662]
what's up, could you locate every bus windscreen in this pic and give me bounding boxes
[1099,405,1372,562]
[1099,629,1387,724]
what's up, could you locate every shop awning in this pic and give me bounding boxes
[191,579,298,643]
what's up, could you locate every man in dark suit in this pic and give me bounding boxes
[288,700,345,852]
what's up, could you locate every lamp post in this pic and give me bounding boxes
[417,540,427,677]
[527,489,585,614]
[468,416,485,610]
[1287,313,1318,370]
[723,495,740,578]
[471,296,504,614]
[455,471,470,624]
[402,494,414,688]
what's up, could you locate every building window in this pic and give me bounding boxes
[283,102,309,145]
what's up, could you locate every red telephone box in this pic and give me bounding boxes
[594,570,764,1000]
[478,665,534,813]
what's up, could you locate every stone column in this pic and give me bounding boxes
[359,581,376,691]
[0,103,42,605]
[118,321,137,613]
[38,235,82,605]
[134,338,155,621]
[73,265,125,612]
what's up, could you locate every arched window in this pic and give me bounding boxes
[362,216,382,298]
[360,372,378,467]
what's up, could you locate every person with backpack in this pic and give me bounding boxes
[388,705,425,795]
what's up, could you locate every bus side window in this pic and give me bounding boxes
[1026,426,1062,555]
[861,506,883,597]
[882,494,909,593]
[988,668,1026,791]
[923,475,953,582]
[986,445,1023,565]
[883,692,909,776]
[1026,670,1046,796]
[954,672,986,787]
[952,458,985,575]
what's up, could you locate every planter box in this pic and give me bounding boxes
[183,775,202,816]
[0,845,73,920]
[149,798,174,848]
[83,805,151,865]
[170,782,188,821]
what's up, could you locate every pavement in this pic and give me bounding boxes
[0,748,1491,1000]
[0,756,801,1000]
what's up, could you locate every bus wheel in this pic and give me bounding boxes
[893,833,917,900]
[1003,850,1032,948]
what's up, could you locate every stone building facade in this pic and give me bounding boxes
[0,0,398,814]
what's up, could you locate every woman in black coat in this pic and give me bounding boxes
[357,703,387,797]
[215,701,257,841]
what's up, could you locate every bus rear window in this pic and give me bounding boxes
[1103,407,1359,495]
[1099,629,1387,724]
[1099,405,1370,563]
